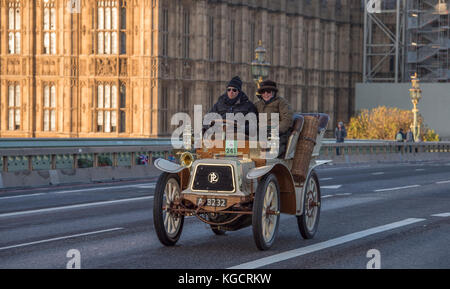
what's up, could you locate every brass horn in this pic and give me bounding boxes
[180,151,194,168]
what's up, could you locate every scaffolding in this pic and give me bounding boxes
[363,0,450,83]
[363,0,407,82]
[407,0,450,82]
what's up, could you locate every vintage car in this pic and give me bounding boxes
[153,113,330,250]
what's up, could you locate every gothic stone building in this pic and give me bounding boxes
[0,0,363,138]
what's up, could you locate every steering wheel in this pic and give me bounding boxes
[204,118,251,140]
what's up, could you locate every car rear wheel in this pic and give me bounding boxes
[297,170,321,239]
[252,173,280,251]
[153,173,184,246]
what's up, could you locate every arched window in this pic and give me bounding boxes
[97,1,126,55]
[96,82,126,133]
[43,0,57,55]
[8,1,21,54]
[43,84,57,131]
[8,84,21,130]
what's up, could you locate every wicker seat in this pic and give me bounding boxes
[297,113,329,132]
[284,114,305,160]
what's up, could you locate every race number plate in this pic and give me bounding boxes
[197,197,227,207]
[225,140,238,156]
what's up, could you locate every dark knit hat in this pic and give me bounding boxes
[227,76,242,91]
[257,80,278,94]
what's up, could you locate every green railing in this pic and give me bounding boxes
[0,138,178,172]
[0,138,449,172]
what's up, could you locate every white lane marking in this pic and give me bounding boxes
[135,184,156,189]
[0,196,154,219]
[0,193,45,201]
[320,178,334,181]
[321,185,342,189]
[431,213,450,217]
[336,193,352,197]
[321,193,351,199]
[372,172,385,175]
[0,183,156,200]
[54,183,156,194]
[436,180,450,185]
[228,218,426,269]
[0,228,124,251]
[374,185,420,192]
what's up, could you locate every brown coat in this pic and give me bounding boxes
[254,96,294,134]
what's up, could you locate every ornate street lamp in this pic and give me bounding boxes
[251,40,270,96]
[409,73,422,142]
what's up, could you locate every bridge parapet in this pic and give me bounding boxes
[0,139,449,189]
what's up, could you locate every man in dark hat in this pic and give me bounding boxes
[205,76,257,134]
[254,80,294,158]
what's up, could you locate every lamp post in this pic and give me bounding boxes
[409,73,422,142]
[251,40,270,96]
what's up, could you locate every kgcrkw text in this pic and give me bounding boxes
[178,273,271,287]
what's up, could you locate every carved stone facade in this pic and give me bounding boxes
[0,0,363,138]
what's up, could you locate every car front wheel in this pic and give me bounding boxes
[252,173,281,251]
[153,173,184,246]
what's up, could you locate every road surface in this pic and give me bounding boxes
[0,161,449,269]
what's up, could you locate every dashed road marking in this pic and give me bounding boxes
[436,180,450,185]
[135,183,156,189]
[431,213,450,217]
[54,183,156,194]
[0,228,124,251]
[321,185,342,189]
[372,172,385,176]
[228,218,426,269]
[0,196,154,219]
[0,183,156,200]
[374,185,420,192]
[322,193,351,199]
[0,193,45,201]
[320,178,334,181]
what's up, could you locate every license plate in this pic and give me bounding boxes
[225,140,238,156]
[197,197,227,207]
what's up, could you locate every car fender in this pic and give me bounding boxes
[246,164,276,180]
[154,158,191,190]
[247,163,297,215]
[154,158,186,173]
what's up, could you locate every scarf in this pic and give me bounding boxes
[224,92,241,106]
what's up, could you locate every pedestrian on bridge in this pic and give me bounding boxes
[406,128,414,153]
[396,128,406,152]
[335,121,347,156]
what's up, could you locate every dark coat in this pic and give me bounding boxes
[335,126,347,143]
[204,91,258,134]
[208,91,257,118]
[406,131,414,142]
